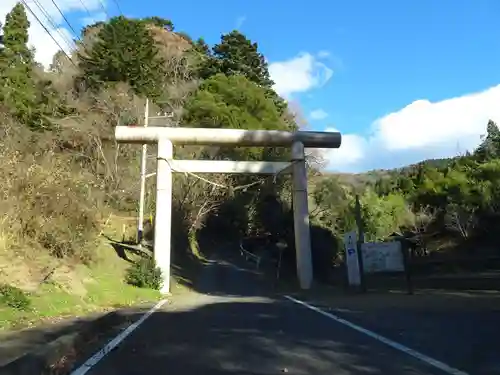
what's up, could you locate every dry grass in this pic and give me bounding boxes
[0,121,102,261]
[0,23,207,330]
[0,82,146,294]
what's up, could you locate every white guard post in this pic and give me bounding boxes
[115,126,342,294]
[154,139,173,293]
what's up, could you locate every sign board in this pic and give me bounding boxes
[361,241,404,273]
[343,231,361,286]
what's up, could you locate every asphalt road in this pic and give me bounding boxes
[314,302,500,375]
[75,254,495,375]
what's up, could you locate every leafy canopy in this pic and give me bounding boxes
[182,73,289,160]
[183,73,283,130]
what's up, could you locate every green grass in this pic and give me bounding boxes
[0,240,161,332]
[0,218,213,332]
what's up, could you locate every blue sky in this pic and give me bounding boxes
[4,0,500,172]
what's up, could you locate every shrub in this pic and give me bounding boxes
[125,257,163,290]
[0,284,31,310]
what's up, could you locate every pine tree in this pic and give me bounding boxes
[475,120,500,162]
[199,30,291,116]
[200,30,274,88]
[0,3,38,125]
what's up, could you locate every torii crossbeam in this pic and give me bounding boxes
[115,126,342,294]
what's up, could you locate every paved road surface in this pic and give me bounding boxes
[75,253,494,375]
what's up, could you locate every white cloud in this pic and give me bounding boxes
[309,109,328,120]
[324,84,500,173]
[269,52,333,98]
[323,127,365,167]
[0,0,107,68]
[317,50,330,58]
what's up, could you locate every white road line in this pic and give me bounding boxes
[70,299,168,375]
[284,295,470,375]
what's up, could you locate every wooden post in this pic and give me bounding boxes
[401,240,414,295]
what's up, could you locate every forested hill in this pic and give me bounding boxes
[329,157,455,189]
[311,121,500,260]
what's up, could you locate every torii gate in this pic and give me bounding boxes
[114,126,342,294]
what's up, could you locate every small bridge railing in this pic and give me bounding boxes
[239,241,261,270]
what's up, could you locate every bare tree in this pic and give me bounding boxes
[445,203,477,239]
[283,100,308,130]
[173,173,230,234]
[306,149,328,171]
[408,205,437,256]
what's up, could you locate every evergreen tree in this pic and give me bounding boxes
[198,30,289,116]
[182,73,288,160]
[1,3,32,64]
[183,73,283,131]
[475,120,500,162]
[0,3,38,125]
[78,16,166,99]
[200,30,274,88]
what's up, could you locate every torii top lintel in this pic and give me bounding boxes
[114,126,342,149]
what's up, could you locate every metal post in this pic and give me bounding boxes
[137,99,149,244]
[291,141,313,289]
[154,138,173,294]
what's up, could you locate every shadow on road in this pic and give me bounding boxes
[0,306,149,372]
[168,240,283,298]
[2,244,500,375]
[68,299,450,375]
[3,296,500,375]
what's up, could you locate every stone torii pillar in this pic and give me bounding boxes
[114,126,342,293]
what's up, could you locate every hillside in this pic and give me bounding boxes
[0,7,314,330]
[1,3,499,332]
